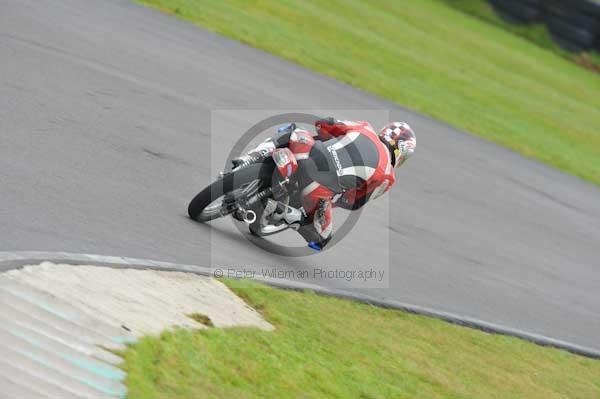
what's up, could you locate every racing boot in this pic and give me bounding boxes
[263,199,305,229]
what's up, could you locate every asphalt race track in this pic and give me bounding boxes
[2,0,600,350]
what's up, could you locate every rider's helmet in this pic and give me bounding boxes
[378,122,416,167]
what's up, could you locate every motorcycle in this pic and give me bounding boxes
[188,124,305,237]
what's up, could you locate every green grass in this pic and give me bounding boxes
[136,0,600,185]
[122,279,600,399]
[446,0,600,71]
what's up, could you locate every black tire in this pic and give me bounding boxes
[543,1,598,31]
[188,161,275,222]
[490,0,541,23]
[546,17,596,49]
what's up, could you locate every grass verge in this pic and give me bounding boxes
[122,279,600,398]
[135,0,600,185]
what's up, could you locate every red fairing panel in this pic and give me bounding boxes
[315,119,372,140]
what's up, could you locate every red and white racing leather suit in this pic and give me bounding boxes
[285,118,396,247]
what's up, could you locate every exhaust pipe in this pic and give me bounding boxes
[243,210,257,224]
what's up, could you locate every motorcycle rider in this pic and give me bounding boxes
[232,117,416,250]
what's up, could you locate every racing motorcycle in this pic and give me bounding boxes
[188,124,305,237]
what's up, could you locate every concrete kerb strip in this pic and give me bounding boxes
[1,251,599,360]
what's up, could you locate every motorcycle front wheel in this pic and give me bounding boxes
[188,161,274,222]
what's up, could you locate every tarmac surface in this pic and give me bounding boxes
[1,0,599,350]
